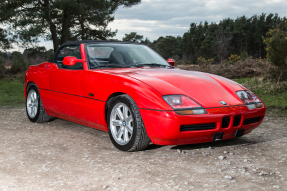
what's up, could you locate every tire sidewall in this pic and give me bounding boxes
[107,96,139,151]
[26,86,41,122]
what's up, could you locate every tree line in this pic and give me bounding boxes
[122,13,284,65]
[0,0,285,69]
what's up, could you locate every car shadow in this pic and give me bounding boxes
[145,144,164,151]
[170,137,263,151]
[143,137,261,151]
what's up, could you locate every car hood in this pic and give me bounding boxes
[107,68,245,108]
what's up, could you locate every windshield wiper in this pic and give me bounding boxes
[131,63,173,68]
[90,63,174,69]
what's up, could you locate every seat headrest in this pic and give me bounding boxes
[68,50,81,59]
[109,51,126,65]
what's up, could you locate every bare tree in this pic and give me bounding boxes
[212,32,233,64]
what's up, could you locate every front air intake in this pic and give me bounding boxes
[180,123,217,132]
[233,115,242,127]
[222,116,230,128]
[243,116,262,125]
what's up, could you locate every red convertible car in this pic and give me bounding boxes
[25,40,266,151]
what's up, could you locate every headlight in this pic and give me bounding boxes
[236,90,263,109]
[163,95,207,115]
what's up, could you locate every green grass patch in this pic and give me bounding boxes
[233,77,287,116]
[0,78,25,107]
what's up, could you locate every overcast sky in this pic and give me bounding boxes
[14,0,287,51]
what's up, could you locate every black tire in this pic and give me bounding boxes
[26,85,51,123]
[107,94,150,151]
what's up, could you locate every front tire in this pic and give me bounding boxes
[26,85,51,123]
[107,94,150,151]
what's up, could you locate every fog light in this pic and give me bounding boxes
[247,104,256,110]
[255,103,263,108]
[247,103,263,110]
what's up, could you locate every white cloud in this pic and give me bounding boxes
[6,0,287,51]
[109,0,287,41]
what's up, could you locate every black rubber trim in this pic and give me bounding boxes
[180,123,217,132]
[235,129,245,137]
[243,116,262,125]
[213,132,224,141]
[39,88,106,102]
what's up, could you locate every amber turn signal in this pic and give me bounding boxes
[176,109,207,115]
[176,110,194,115]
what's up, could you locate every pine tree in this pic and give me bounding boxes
[156,36,182,59]
[0,28,10,49]
[1,0,141,52]
[122,32,144,43]
[10,52,27,74]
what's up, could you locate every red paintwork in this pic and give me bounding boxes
[167,59,175,66]
[140,105,265,145]
[63,56,85,66]
[25,43,266,145]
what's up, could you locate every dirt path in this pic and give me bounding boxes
[0,108,286,191]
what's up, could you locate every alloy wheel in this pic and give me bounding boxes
[110,103,134,145]
[27,89,38,118]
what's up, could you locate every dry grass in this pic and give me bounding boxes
[177,58,274,79]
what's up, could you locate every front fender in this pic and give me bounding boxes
[25,63,51,99]
[80,70,172,111]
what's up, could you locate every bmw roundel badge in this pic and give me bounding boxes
[219,101,227,105]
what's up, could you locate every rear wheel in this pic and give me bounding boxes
[107,94,150,151]
[26,85,51,123]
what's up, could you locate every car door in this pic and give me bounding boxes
[47,45,85,119]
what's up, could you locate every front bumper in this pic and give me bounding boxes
[140,105,266,145]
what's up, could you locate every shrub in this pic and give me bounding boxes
[178,58,273,79]
[10,52,27,74]
[197,57,214,65]
[263,20,287,81]
[0,60,6,78]
[240,51,248,61]
[228,54,241,64]
[175,60,185,66]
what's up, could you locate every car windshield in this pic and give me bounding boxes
[86,44,171,69]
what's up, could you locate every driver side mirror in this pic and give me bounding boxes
[63,56,84,66]
[167,58,175,66]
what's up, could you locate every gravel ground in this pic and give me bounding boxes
[0,107,286,191]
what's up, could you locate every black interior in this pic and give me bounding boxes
[62,50,83,70]
[109,51,126,65]
[54,46,83,70]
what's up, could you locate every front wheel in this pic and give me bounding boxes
[107,94,150,151]
[26,85,51,123]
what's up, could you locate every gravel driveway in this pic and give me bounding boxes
[0,108,286,191]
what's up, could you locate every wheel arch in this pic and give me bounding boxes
[25,81,37,98]
[105,92,126,124]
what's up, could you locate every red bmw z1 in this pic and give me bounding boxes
[25,41,266,151]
